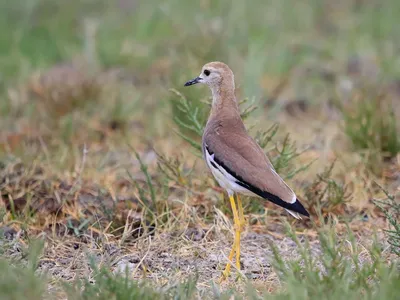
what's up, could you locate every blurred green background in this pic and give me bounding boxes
[1,0,399,120]
[1,0,399,174]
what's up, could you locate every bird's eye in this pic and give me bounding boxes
[204,69,210,76]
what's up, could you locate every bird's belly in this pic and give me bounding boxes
[206,154,257,196]
[211,168,256,196]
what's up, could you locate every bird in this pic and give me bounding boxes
[184,61,310,280]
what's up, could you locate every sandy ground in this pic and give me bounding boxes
[2,212,386,296]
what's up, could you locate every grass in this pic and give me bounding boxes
[1,220,399,300]
[374,185,400,257]
[303,161,352,218]
[0,0,400,298]
[334,83,400,174]
[269,220,400,300]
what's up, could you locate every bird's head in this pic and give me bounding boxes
[184,62,235,92]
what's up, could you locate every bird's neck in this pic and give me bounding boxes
[210,82,240,119]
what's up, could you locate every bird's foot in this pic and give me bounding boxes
[219,265,231,283]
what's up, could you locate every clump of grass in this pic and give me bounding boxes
[373,184,400,257]
[304,161,352,217]
[29,63,100,119]
[169,88,205,153]
[269,221,400,300]
[126,146,162,236]
[335,85,400,173]
[0,158,147,242]
[66,258,200,300]
[0,161,64,219]
[105,86,140,132]
[0,239,48,300]
[255,123,315,180]
[156,151,194,188]
[66,216,93,237]
[66,260,162,300]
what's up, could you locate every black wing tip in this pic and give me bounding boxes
[291,199,310,218]
[235,178,311,218]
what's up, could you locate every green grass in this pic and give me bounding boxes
[1,222,399,300]
[374,185,400,257]
[334,84,400,174]
[269,220,400,300]
[0,239,49,300]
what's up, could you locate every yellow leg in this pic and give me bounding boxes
[235,227,241,271]
[221,194,241,280]
[221,241,235,279]
[237,194,246,232]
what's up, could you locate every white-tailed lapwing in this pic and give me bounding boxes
[184,61,309,279]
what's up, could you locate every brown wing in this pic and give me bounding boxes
[202,116,295,204]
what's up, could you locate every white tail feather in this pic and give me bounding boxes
[285,209,302,219]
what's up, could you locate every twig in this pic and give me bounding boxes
[38,136,51,166]
[132,237,152,277]
[68,143,88,195]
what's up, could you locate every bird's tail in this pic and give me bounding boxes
[284,198,310,219]
[285,209,302,219]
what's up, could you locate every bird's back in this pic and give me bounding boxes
[203,113,296,204]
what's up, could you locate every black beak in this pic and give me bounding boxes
[184,77,201,86]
